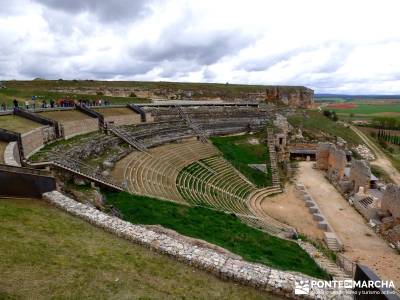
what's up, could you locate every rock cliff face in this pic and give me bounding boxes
[51,83,314,108]
[265,86,314,108]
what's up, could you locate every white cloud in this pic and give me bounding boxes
[0,0,400,93]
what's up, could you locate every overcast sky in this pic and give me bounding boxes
[1,0,400,94]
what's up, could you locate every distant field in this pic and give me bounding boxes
[328,103,400,115]
[0,198,279,300]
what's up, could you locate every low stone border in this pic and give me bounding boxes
[43,191,350,299]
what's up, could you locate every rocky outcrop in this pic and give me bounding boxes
[266,86,314,108]
[43,191,350,299]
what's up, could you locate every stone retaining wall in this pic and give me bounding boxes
[104,114,141,127]
[42,191,350,299]
[60,119,99,139]
[349,160,371,193]
[21,126,56,158]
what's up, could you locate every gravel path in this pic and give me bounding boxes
[351,125,400,185]
[298,161,400,289]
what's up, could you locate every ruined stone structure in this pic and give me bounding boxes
[60,118,99,139]
[349,160,372,194]
[382,184,400,221]
[21,126,56,158]
[273,114,291,162]
[316,143,347,181]
[316,143,331,170]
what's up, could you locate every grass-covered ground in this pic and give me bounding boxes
[0,87,150,107]
[0,114,42,133]
[358,126,400,173]
[106,191,328,279]
[288,110,362,146]
[210,133,272,187]
[0,79,307,107]
[37,110,94,122]
[330,102,400,115]
[0,198,280,300]
[93,107,136,116]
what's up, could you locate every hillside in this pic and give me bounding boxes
[0,80,314,107]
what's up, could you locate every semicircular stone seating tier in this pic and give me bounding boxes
[123,139,295,238]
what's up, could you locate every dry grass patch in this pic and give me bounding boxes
[93,107,135,116]
[0,115,42,133]
[0,198,281,300]
[38,110,94,122]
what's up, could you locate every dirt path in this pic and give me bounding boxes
[350,125,400,185]
[261,185,324,240]
[298,162,400,288]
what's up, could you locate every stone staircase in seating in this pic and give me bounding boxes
[108,125,148,152]
[176,106,208,143]
[30,158,124,191]
[267,127,280,187]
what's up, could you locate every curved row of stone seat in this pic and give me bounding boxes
[149,107,270,122]
[176,156,256,216]
[123,140,219,204]
[246,187,296,237]
[121,137,296,237]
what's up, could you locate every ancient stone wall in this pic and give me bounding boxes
[104,114,141,127]
[21,126,56,158]
[316,143,332,170]
[349,160,371,193]
[327,146,347,181]
[43,191,350,300]
[382,184,400,221]
[316,143,347,181]
[60,119,99,139]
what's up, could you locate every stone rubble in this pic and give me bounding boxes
[43,190,351,299]
[353,145,375,161]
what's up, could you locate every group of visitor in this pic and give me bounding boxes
[0,97,112,111]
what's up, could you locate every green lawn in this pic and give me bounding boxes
[210,133,272,187]
[105,191,328,279]
[0,198,280,300]
[288,110,362,146]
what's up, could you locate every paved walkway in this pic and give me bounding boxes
[298,162,400,288]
